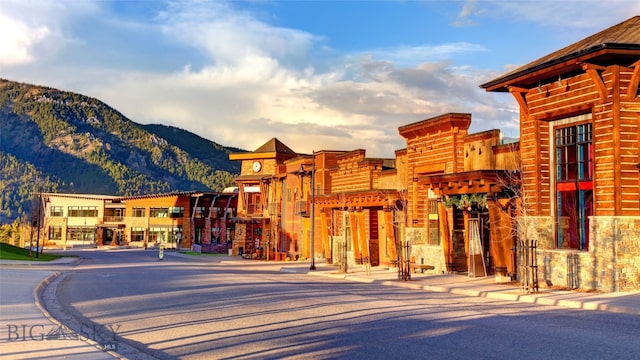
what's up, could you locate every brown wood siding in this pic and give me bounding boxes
[519,111,541,215]
[522,66,640,217]
[528,74,600,120]
[594,103,615,215]
[538,122,552,216]
[619,110,640,215]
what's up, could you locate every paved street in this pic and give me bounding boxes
[21,249,640,360]
[0,265,116,360]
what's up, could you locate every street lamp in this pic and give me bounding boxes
[310,151,316,270]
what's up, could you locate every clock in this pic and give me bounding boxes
[252,161,262,172]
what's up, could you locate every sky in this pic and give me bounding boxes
[1,1,638,158]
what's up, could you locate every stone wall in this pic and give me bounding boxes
[527,215,640,292]
[591,216,640,292]
[407,227,445,274]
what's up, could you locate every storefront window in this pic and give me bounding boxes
[48,226,62,240]
[555,122,593,250]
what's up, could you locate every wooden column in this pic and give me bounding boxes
[349,211,360,260]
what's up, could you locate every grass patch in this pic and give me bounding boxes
[0,242,62,261]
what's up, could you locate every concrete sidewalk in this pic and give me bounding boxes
[168,251,640,316]
[280,263,640,316]
[0,257,122,360]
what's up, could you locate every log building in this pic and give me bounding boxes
[482,16,640,291]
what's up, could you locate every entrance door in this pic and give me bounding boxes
[104,229,114,245]
[468,209,493,276]
[452,207,467,273]
[368,209,380,266]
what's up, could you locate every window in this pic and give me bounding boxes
[50,206,63,217]
[555,122,593,250]
[169,206,184,218]
[68,206,98,217]
[131,228,145,242]
[48,226,62,240]
[150,207,169,217]
[427,199,440,246]
[195,207,206,218]
[194,227,203,244]
[212,227,221,243]
[149,227,165,243]
[67,227,95,242]
[132,207,146,217]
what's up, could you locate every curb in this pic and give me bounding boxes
[297,269,640,316]
[33,272,126,359]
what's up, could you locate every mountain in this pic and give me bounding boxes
[0,79,243,224]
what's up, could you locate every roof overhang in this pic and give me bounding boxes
[481,44,640,92]
[420,170,519,196]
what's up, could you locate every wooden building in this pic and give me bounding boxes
[228,138,298,258]
[481,16,640,291]
[315,149,401,268]
[399,113,520,279]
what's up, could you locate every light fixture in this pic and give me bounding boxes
[537,81,542,93]
[557,75,563,88]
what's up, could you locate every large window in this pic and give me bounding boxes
[131,227,145,242]
[68,206,98,217]
[50,206,63,217]
[67,227,95,243]
[48,226,62,240]
[169,206,184,218]
[150,207,169,218]
[555,122,593,250]
[132,207,146,217]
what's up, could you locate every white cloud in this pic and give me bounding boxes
[0,14,50,65]
[4,0,636,159]
[0,1,97,66]
[473,0,639,30]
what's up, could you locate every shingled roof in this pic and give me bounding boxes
[253,137,297,155]
[481,16,640,92]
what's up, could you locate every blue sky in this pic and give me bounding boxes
[1,1,638,157]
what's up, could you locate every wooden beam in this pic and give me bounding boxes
[627,61,640,99]
[509,90,530,118]
[582,63,608,101]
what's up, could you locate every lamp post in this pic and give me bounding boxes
[310,151,316,270]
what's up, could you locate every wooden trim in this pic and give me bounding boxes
[582,63,608,101]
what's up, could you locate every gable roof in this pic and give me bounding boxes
[481,16,640,92]
[254,137,297,155]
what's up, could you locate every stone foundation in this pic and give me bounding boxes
[526,215,640,292]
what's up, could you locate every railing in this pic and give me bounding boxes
[268,202,282,215]
[246,203,263,215]
[103,216,124,222]
[295,200,310,216]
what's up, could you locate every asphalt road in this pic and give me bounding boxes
[43,249,640,360]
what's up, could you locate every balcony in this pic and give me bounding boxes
[103,216,124,223]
